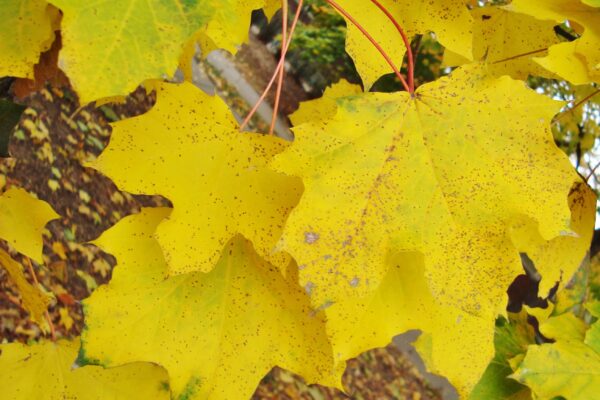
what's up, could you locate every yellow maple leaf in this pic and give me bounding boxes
[534,42,597,85]
[90,81,301,275]
[51,0,274,104]
[202,0,278,54]
[510,0,600,83]
[0,187,58,327]
[0,0,55,79]
[444,7,560,80]
[326,250,495,397]
[81,208,338,399]
[509,182,596,297]
[0,249,52,327]
[0,338,170,399]
[336,0,473,89]
[511,303,600,399]
[0,187,58,264]
[272,64,577,320]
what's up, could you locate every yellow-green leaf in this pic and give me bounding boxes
[444,7,559,80]
[0,249,52,327]
[0,186,59,263]
[50,0,273,103]
[337,0,473,88]
[90,82,301,275]
[0,0,55,79]
[539,312,587,342]
[512,340,600,400]
[0,338,170,399]
[81,208,338,399]
[272,64,576,319]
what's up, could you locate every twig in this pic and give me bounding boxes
[554,88,600,123]
[492,48,547,64]
[270,0,289,136]
[240,0,304,131]
[585,160,600,181]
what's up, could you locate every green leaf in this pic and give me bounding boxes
[0,99,26,157]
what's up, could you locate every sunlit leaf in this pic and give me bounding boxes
[0,338,170,399]
[272,64,576,320]
[90,82,301,275]
[0,187,58,263]
[80,208,339,399]
[0,0,55,79]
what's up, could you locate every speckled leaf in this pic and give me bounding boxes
[81,208,338,400]
[0,249,52,327]
[0,338,170,399]
[90,82,301,275]
[443,7,559,80]
[323,250,495,397]
[0,186,59,263]
[0,0,55,79]
[510,0,600,83]
[337,0,473,89]
[272,64,576,319]
[50,0,273,103]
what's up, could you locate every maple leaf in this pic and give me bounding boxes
[272,64,577,320]
[324,250,495,397]
[0,187,59,263]
[443,7,560,80]
[0,249,52,327]
[0,187,58,326]
[201,0,278,54]
[0,0,56,79]
[509,182,596,297]
[90,81,301,275]
[509,0,600,84]
[511,303,600,399]
[336,0,473,89]
[0,338,170,399]
[80,208,339,400]
[50,0,275,103]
